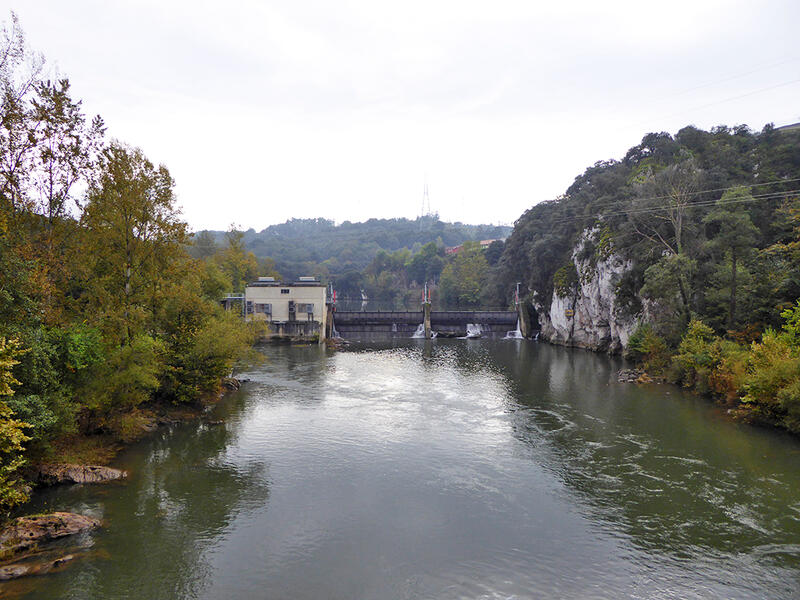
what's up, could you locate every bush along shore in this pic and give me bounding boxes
[0,14,265,578]
[623,302,800,434]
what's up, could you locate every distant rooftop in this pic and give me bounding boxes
[247,276,324,287]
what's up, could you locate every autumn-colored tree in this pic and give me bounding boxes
[0,336,31,516]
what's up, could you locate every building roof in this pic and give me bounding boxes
[247,277,325,288]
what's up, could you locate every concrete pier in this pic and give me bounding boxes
[423,302,432,339]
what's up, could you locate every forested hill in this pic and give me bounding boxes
[487,123,800,434]
[197,216,510,281]
[490,123,800,336]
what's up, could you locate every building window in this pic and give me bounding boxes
[281,289,290,294]
[246,301,254,315]
[255,303,271,314]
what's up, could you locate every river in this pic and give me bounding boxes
[8,340,800,599]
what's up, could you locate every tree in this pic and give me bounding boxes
[484,239,504,266]
[214,226,260,293]
[191,230,218,259]
[640,252,696,335]
[703,187,759,331]
[0,336,31,516]
[0,11,44,214]
[630,158,702,256]
[82,142,187,344]
[439,241,488,307]
[406,241,445,284]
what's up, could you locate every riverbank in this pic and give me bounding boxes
[0,376,246,581]
[28,375,244,471]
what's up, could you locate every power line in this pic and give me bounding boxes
[527,177,800,218]
[667,56,800,99]
[576,177,800,215]
[544,187,800,226]
[621,76,800,135]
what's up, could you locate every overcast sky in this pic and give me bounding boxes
[4,1,799,231]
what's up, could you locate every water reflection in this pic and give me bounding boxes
[9,339,800,599]
[8,389,270,599]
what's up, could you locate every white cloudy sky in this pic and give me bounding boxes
[5,1,799,231]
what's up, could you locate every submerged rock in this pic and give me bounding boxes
[0,553,77,580]
[0,512,100,559]
[35,464,127,486]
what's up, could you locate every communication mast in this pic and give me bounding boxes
[421,180,432,217]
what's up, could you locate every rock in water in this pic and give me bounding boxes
[0,512,100,557]
[0,554,77,580]
[35,464,127,486]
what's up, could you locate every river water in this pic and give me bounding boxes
[8,340,800,599]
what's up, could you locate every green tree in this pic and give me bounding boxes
[440,241,488,307]
[190,230,218,259]
[82,142,187,344]
[484,240,504,266]
[215,226,259,293]
[640,253,696,334]
[703,188,759,331]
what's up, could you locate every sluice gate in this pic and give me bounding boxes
[333,310,520,337]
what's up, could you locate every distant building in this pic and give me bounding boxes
[238,276,328,339]
[445,238,504,255]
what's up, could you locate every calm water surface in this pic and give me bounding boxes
[8,340,800,599]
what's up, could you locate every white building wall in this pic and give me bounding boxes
[244,284,327,328]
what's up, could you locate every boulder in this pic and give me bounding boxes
[35,464,127,486]
[0,513,100,557]
[617,368,645,383]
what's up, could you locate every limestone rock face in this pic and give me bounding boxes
[0,512,100,557]
[35,464,127,486]
[535,228,639,353]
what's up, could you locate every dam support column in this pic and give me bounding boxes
[423,301,432,339]
[517,301,531,338]
[423,282,432,339]
[323,303,335,343]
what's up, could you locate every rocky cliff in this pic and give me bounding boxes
[534,228,639,353]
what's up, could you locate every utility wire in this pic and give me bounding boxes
[544,188,800,226]
[667,56,800,99]
[527,177,800,218]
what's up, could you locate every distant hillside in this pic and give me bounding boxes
[199,216,511,281]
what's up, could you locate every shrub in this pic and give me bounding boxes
[84,334,164,416]
[0,338,31,517]
[553,263,578,296]
[707,342,749,402]
[673,320,721,390]
[742,329,800,430]
[626,324,671,374]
